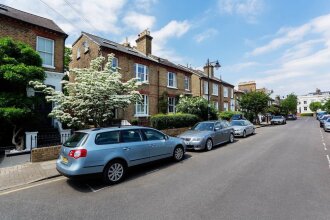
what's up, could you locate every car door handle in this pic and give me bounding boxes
[123,147,131,151]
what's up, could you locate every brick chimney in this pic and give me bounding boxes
[203,65,214,78]
[136,29,153,55]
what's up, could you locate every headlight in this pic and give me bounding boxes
[191,137,202,141]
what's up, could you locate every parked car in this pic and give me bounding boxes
[56,126,186,184]
[317,111,327,120]
[271,116,286,125]
[324,118,330,132]
[230,120,255,137]
[230,114,246,121]
[286,114,297,120]
[177,120,234,151]
[319,115,330,128]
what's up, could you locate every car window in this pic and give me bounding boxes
[192,122,214,131]
[220,122,228,128]
[95,131,120,145]
[214,122,222,130]
[64,132,88,148]
[231,120,244,126]
[121,130,142,142]
[142,129,165,141]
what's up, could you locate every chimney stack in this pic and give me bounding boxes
[136,29,153,55]
[203,65,214,78]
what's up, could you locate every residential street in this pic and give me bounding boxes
[0,117,329,220]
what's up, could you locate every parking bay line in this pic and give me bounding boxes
[326,155,330,169]
[0,177,66,196]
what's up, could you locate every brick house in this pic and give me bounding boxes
[70,30,192,122]
[178,65,235,112]
[0,4,68,127]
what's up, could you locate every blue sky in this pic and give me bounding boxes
[2,0,330,96]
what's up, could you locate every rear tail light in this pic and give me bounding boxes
[68,149,87,159]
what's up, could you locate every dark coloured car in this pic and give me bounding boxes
[317,111,327,120]
[230,114,246,121]
[286,114,297,120]
[319,115,330,128]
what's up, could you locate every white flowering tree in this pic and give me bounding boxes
[30,54,141,128]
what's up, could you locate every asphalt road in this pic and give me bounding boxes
[0,117,329,220]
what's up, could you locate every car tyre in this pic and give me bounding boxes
[229,133,234,143]
[205,138,213,151]
[173,146,184,161]
[243,130,246,138]
[103,159,126,185]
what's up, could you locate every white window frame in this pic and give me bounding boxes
[112,57,118,68]
[36,36,55,68]
[224,102,229,111]
[168,97,176,113]
[83,41,89,53]
[230,88,234,98]
[224,87,229,98]
[214,101,219,110]
[167,72,177,88]
[230,99,235,111]
[212,83,218,96]
[204,81,208,95]
[184,75,190,91]
[77,48,81,59]
[135,63,148,82]
[135,95,149,117]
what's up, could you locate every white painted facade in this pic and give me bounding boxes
[297,91,330,114]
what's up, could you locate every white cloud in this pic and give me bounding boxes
[123,12,156,31]
[134,0,158,12]
[223,61,259,73]
[218,0,264,23]
[194,28,218,43]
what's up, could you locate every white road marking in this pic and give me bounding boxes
[326,155,330,168]
[86,184,111,193]
[0,177,66,196]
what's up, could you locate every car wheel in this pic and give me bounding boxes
[229,133,234,143]
[103,160,126,185]
[243,130,246,138]
[173,146,184,161]
[205,138,213,151]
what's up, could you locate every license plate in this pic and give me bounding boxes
[61,156,68,164]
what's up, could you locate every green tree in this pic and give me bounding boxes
[267,104,281,115]
[0,37,45,149]
[64,47,71,71]
[323,99,330,113]
[238,91,270,124]
[176,96,217,121]
[30,54,141,128]
[309,101,322,113]
[280,93,297,115]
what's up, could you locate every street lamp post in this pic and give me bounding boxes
[206,59,221,120]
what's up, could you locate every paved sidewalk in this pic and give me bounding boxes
[0,160,60,191]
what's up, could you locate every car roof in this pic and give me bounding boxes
[76,126,150,133]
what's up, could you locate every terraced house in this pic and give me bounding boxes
[0,4,68,127]
[179,65,235,112]
[70,30,193,122]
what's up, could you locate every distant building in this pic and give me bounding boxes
[297,89,330,114]
[238,81,256,93]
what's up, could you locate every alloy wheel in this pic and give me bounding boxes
[108,163,124,182]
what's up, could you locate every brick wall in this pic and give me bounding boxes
[0,16,66,73]
[161,127,190,137]
[31,145,61,162]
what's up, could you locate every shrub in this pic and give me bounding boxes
[218,111,242,121]
[150,113,200,130]
[176,96,217,120]
[300,113,313,116]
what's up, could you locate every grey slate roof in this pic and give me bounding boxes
[0,4,67,35]
[82,32,157,62]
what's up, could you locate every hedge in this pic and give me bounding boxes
[218,111,242,121]
[150,113,199,130]
[300,113,313,116]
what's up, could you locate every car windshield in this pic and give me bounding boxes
[63,132,88,148]
[322,116,330,120]
[326,118,330,122]
[231,115,242,120]
[192,122,214,131]
[231,121,245,126]
[273,116,282,119]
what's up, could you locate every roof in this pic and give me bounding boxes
[81,32,157,62]
[0,4,67,36]
[78,32,192,74]
[178,64,234,87]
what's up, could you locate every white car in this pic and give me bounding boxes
[271,116,286,125]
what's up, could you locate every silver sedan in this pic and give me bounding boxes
[177,121,234,151]
[230,120,255,137]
